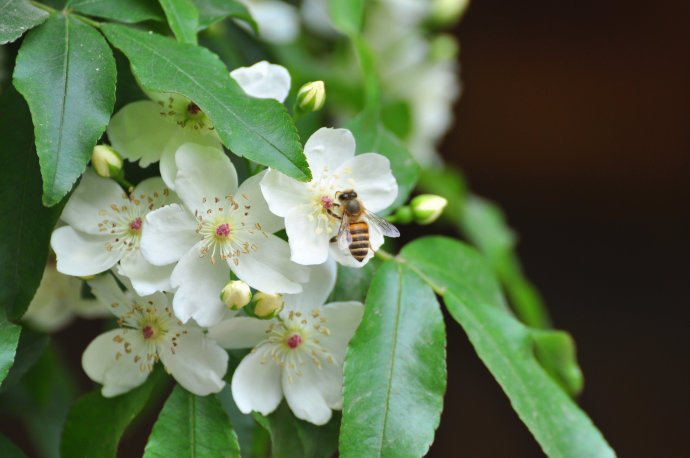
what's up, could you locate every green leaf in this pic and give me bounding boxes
[253,402,340,458]
[13,14,117,206]
[217,384,267,458]
[0,433,25,458]
[0,86,66,319]
[401,237,616,457]
[144,385,240,458]
[61,368,168,457]
[532,329,584,397]
[69,0,164,23]
[340,261,446,458]
[0,0,49,44]
[159,0,199,44]
[327,0,363,36]
[346,110,418,213]
[0,312,21,387]
[102,23,310,181]
[0,329,48,391]
[193,0,257,32]
[460,195,551,328]
[331,261,378,303]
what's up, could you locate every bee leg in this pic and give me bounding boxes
[326,208,341,220]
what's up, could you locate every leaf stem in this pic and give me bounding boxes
[68,12,102,28]
[375,249,395,261]
[29,0,56,14]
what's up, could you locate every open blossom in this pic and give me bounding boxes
[260,127,398,267]
[50,169,178,296]
[141,143,309,327]
[22,253,109,332]
[82,275,227,397]
[209,260,364,425]
[107,61,290,187]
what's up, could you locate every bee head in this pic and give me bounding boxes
[338,190,357,201]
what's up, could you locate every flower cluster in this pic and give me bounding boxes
[47,61,399,423]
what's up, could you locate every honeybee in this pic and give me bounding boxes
[328,190,400,262]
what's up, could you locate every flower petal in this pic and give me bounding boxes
[260,169,311,217]
[60,169,125,234]
[87,274,132,319]
[231,233,308,294]
[304,127,356,174]
[319,301,364,362]
[334,153,397,212]
[132,176,179,207]
[232,349,283,415]
[141,204,198,266]
[230,60,291,103]
[174,143,238,215]
[237,171,284,234]
[171,242,229,326]
[159,326,228,396]
[282,364,332,425]
[283,258,336,313]
[107,101,178,166]
[51,226,120,276]
[284,205,330,265]
[207,317,272,349]
[118,251,174,296]
[82,329,150,397]
[244,0,299,44]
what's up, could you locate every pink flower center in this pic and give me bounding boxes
[142,325,154,339]
[216,223,230,237]
[321,196,334,209]
[129,217,143,231]
[286,333,302,349]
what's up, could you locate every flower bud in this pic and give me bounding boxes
[91,145,123,178]
[296,81,326,113]
[410,194,448,225]
[430,0,470,25]
[220,280,252,310]
[252,292,283,319]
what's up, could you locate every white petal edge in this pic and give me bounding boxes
[118,251,174,295]
[303,127,356,175]
[282,365,332,425]
[237,171,284,234]
[334,153,398,213]
[260,168,311,217]
[60,169,125,234]
[230,60,291,103]
[282,259,336,313]
[140,204,198,266]
[232,349,283,415]
[51,227,121,277]
[208,317,273,349]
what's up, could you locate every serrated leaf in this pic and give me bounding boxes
[193,0,257,32]
[327,0,363,36]
[60,368,168,457]
[0,86,66,319]
[340,261,446,458]
[69,0,164,23]
[0,312,21,387]
[159,0,198,44]
[13,14,117,206]
[346,111,418,213]
[144,385,240,458]
[401,236,615,457]
[0,0,49,44]
[101,23,310,181]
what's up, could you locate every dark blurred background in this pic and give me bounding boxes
[430,0,689,456]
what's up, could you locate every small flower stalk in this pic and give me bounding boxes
[295,80,326,115]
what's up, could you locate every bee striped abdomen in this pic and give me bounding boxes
[348,221,370,262]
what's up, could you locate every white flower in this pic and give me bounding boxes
[50,169,178,296]
[22,253,109,332]
[140,143,309,327]
[208,260,363,425]
[82,275,228,397]
[238,0,300,43]
[260,127,398,267]
[230,61,291,103]
[107,92,223,188]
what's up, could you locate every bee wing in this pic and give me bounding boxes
[365,209,400,238]
[337,211,353,250]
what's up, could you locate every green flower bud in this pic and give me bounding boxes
[220,280,252,310]
[410,194,448,225]
[430,0,470,25]
[91,145,123,179]
[296,81,326,113]
[252,292,284,319]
